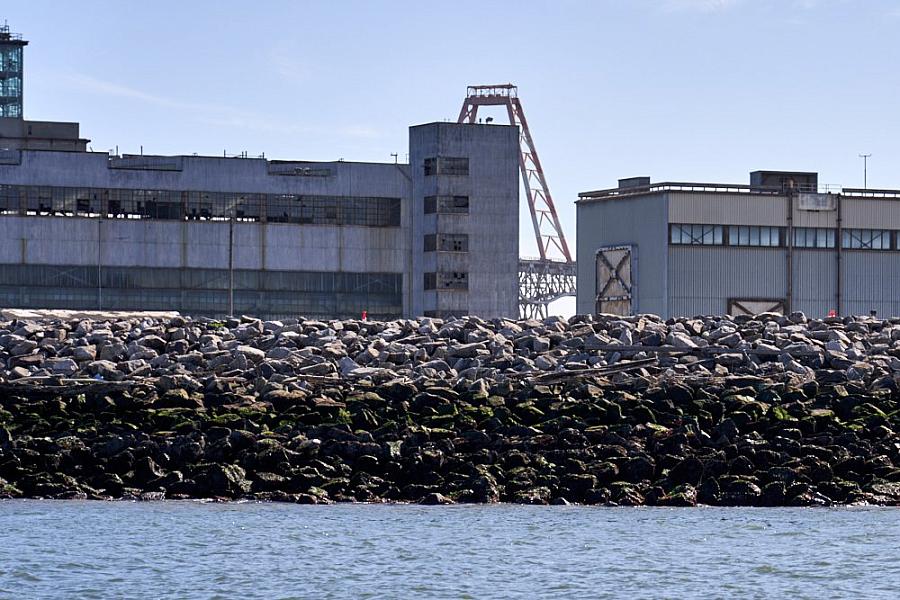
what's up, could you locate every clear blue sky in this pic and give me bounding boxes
[5,0,900,273]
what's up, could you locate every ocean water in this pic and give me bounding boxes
[0,501,897,599]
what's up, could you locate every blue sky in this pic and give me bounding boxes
[5,0,900,310]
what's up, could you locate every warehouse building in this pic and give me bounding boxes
[577,171,900,318]
[0,26,519,320]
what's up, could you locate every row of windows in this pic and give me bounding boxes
[0,263,402,294]
[729,225,782,247]
[670,224,724,246]
[670,224,899,250]
[0,264,403,318]
[424,195,470,215]
[424,233,469,252]
[424,157,469,176]
[793,227,835,249]
[424,271,469,290]
[0,184,402,227]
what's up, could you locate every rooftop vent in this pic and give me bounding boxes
[618,176,650,189]
[750,170,818,192]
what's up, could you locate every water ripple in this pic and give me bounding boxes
[1,502,900,598]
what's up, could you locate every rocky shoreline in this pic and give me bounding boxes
[2,311,900,506]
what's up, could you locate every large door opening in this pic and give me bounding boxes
[727,298,786,316]
[595,245,634,316]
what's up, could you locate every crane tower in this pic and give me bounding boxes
[458,84,576,319]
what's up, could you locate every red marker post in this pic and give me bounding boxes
[361,310,368,322]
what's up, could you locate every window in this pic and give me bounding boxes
[443,271,468,289]
[424,157,469,176]
[728,226,782,247]
[424,195,469,215]
[842,229,892,250]
[424,271,468,290]
[424,234,469,252]
[669,224,723,245]
[440,157,469,176]
[447,196,469,213]
[793,227,835,249]
[441,234,468,252]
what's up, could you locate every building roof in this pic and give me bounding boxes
[578,180,900,204]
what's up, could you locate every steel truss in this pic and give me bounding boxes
[458,84,576,318]
[518,258,576,320]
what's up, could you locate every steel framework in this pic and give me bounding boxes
[518,258,577,320]
[458,84,575,318]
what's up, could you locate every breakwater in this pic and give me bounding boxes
[1,311,900,506]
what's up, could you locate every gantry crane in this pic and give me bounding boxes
[458,84,576,319]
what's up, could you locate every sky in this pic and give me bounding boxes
[5,0,900,314]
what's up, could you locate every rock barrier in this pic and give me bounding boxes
[2,311,900,505]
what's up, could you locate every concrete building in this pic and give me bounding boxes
[0,124,519,320]
[577,171,900,318]
[0,26,519,320]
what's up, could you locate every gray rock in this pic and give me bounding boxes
[99,342,127,362]
[72,346,97,361]
[10,339,38,356]
[338,357,362,377]
[46,358,78,376]
[532,337,551,353]
[8,366,31,379]
[237,345,266,364]
[87,360,125,381]
[670,333,698,349]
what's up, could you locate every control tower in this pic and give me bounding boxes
[0,22,26,118]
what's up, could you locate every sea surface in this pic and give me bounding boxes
[0,501,897,599]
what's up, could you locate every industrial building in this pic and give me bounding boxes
[0,26,519,320]
[577,171,900,319]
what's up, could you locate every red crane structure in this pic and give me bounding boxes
[458,84,576,319]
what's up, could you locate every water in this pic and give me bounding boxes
[0,502,897,599]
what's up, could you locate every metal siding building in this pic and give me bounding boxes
[577,172,900,318]
[576,192,668,316]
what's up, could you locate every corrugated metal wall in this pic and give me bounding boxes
[792,250,837,318]
[576,193,668,315]
[668,247,787,316]
[668,192,785,226]
[842,252,900,317]
[842,197,900,228]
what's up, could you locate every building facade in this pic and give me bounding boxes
[0,123,519,320]
[577,171,900,319]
